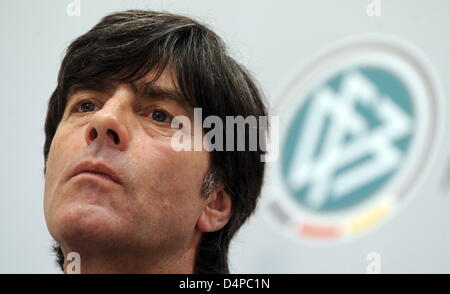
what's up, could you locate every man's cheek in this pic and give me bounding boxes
[45,130,77,201]
[48,131,67,165]
[51,129,81,170]
[139,152,196,203]
[164,153,200,187]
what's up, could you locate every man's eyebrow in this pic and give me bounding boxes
[131,81,190,107]
[67,80,193,114]
[67,81,116,100]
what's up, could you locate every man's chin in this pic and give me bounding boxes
[50,204,128,253]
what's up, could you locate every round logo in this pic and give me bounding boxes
[264,34,445,243]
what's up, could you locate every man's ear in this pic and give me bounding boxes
[197,184,232,233]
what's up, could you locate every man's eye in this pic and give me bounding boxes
[150,110,171,123]
[76,101,97,113]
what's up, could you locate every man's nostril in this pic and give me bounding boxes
[90,128,98,141]
[107,129,120,144]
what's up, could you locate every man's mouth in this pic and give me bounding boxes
[68,161,122,185]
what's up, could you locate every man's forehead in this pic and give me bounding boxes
[64,66,198,122]
[65,67,192,107]
[137,66,178,88]
[68,66,178,95]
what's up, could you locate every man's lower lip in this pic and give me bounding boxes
[72,172,120,185]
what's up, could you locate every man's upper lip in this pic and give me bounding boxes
[69,161,122,185]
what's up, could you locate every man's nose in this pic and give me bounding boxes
[84,99,130,151]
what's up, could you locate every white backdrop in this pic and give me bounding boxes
[0,0,449,273]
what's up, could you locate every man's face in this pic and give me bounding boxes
[44,68,210,263]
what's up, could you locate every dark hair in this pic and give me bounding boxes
[44,10,267,274]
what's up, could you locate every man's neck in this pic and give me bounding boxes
[62,245,197,273]
[61,236,200,274]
